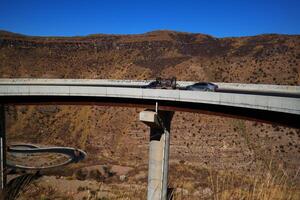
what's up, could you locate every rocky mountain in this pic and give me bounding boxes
[0,30,299,199]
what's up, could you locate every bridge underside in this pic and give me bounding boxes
[1,95,299,128]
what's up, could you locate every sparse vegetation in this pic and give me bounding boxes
[1,31,299,199]
[207,163,299,200]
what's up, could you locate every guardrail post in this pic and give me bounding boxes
[140,109,174,200]
[0,105,6,191]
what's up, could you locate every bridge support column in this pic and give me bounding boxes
[140,110,174,200]
[0,105,6,191]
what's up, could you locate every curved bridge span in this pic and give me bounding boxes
[7,144,86,170]
[0,79,299,128]
[1,78,300,199]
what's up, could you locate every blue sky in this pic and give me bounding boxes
[0,0,299,37]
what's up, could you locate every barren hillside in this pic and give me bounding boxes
[1,30,299,199]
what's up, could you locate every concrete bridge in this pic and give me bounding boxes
[6,144,86,170]
[0,79,300,199]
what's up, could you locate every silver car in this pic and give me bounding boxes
[185,82,218,91]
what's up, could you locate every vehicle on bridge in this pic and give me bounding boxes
[141,77,177,89]
[185,82,218,91]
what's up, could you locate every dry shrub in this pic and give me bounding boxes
[208,161,300,200]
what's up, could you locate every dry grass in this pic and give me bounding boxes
[168,160,299,200]
[12,162,300,200]
[207,163,300,200]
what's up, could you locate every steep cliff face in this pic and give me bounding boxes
[1,30,300,186]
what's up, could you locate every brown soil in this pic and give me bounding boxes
[1,30,299,199]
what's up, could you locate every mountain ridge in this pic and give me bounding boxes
[1,29,299,199]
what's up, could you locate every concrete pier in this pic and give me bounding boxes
[0,105,6,191]
[140,110,174,200]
